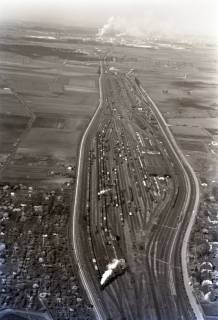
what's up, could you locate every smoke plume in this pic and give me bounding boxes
[100,259,120,286]
[97,16,144,39]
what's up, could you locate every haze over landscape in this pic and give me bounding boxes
[0,0,218,40]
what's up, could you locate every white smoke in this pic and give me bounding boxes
[100,269,113,286]
[97,16,144,39]
[96,8,216,42]
[100,258,120,286]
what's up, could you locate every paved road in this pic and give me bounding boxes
[71,61,106,320]
[138,84,204,320]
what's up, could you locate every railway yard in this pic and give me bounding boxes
[0,22,218,320]
[74,61,199,320]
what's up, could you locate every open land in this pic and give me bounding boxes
[0,39,99,186]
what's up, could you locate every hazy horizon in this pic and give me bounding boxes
[0,0,217,40]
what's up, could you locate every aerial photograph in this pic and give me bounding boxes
[0,0,217,319]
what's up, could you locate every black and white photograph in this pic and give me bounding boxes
[0,1,217,319]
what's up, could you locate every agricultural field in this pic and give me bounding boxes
[110,43,218,179]
[0,39,99,187]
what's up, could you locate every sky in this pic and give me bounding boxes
[0,0,217,39]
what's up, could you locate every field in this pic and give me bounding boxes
[177,139,208,153]
[0,39,99,187]
[169,125,209,137]
[109,43,218,181]
[169,117,218,129]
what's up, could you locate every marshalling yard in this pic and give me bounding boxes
[0,23,218,320]
[74,60,201,320]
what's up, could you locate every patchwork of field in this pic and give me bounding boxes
[111,45,218,118]
[1,37,217,182]
[109,43,218,180]
[0,46,99,186]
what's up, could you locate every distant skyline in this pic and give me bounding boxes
[0,0,217,39]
